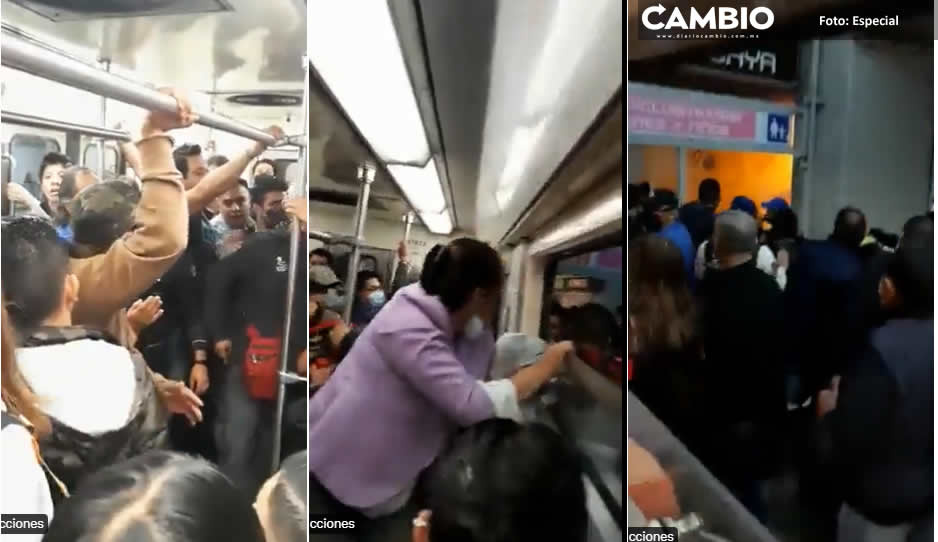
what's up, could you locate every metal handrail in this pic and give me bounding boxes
[1,29,291,146]
[309,230,360,246]
[2,110,132,142]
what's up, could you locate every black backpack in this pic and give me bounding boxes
[1,410,69,503]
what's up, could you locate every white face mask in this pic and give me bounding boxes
[464,315,485,339]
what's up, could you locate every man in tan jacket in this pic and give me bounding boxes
[69,89,192,342]
[71,91,283,349]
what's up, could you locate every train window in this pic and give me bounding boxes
[9,133,61,199]
[81,141,120,176]
[284,160,300,187]
[543,244,623,383]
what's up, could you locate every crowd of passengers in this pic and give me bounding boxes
[627,179,933,542]
[1,89,309,541]
[0,88,619,542]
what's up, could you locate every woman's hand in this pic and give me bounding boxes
[544,340,575,375]
[510,340,575,401]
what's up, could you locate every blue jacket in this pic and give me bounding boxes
[657,221,695,287]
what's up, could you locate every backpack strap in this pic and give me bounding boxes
[2,410,70,501]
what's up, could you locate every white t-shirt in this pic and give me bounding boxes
[1,405,54,542]
[695,241,787,290]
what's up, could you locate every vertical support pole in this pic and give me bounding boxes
[677,146,687,204]
[97,59,111,178]
[271,57,310,474]
[390,212,414,287]
[343,165,375,323]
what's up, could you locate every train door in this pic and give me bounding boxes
[627,82,797,208]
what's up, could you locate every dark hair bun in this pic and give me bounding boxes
[419,239,503,312]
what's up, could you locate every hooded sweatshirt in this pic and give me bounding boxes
[308,284,504,511]
[16,327,169,492]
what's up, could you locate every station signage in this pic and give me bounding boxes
[629,95,756,140]
[628,94,793,148]
[686,41,799,83]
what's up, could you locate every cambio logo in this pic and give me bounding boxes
[641,4,775,31]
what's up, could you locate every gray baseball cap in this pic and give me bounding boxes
[309,264,340,288]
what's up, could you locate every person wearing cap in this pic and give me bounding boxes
[695,210,786,521]
[650,189,695,286]
[695,196,786,289]
[308,265,356,391]
[761,196,789,217]
[759,198,792,247]
[679,178,721,248]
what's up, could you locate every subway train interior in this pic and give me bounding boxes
[0,0,308,538]
[306,0,622,541]
[628,2,934,542]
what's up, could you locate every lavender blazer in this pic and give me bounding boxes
[308,284,496,509]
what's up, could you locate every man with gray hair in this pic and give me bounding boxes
[713,209,759,266]
[695,209,786,523]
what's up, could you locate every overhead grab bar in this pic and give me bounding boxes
[1,30,289,147]
[2,111,133,142]
[309,230,360,246]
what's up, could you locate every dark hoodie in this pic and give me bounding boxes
[17,326,168,496]
[204,231,306,382]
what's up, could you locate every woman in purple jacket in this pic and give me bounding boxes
[308,239,574,538]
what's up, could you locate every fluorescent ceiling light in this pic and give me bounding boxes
[388,160,446,214]
[309,1,430,165]
[495,119,549,210]
[420,211,453,235]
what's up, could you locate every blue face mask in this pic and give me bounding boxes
[367,290,386,309]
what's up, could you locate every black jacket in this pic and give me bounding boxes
[137,214,217,354]
[204,231,306,363]
[679,201,717,249]
[696,260,787,481]
[784,239,864,399]
[831,318,933,525]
